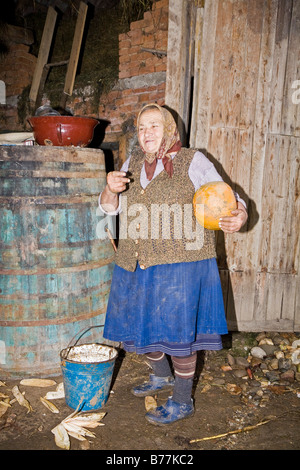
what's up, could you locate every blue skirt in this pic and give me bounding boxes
[103,258,228,356]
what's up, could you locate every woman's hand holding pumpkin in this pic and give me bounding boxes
[218,202,248,233]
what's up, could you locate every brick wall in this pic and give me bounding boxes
[101,0,168,130]
[0,44,37,130]
[118,1,168,79]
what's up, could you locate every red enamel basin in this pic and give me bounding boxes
[28,116,99,147]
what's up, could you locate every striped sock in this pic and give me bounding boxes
[171,352,197,404]
[171,352,197,379]
[145,351,172,377]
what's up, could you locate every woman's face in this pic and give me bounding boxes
[138,108,164,153]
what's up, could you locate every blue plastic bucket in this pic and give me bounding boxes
[60,329,118,411]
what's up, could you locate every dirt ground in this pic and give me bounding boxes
[0,332,299,455]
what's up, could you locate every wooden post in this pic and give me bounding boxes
[165,0,197,146]
[29,7,57,103]
[63,1,88,96]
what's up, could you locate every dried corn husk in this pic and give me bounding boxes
[20,378,56,388]
[51,409,106,449]
[12,385,33,413]
[0,407,8,418]
[51,423,70,450]
[66,413,106,428]
[0,399,11,407]
[145,396,157,412]
[44,382,64,400]
[63,421,96,438]
[67,430,87,441]
[40,396,59,413]
[0,400,10,418]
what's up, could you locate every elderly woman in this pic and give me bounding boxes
[99,103,247,425]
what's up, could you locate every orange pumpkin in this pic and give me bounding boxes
[193,181,237,230]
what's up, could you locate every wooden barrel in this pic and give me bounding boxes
[0,146,114,378]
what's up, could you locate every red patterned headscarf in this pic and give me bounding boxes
[137,103,182,180]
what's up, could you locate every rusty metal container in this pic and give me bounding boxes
[0,146,114,378]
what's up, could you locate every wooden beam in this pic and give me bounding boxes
[63,1,88,96]
[29,6,57,103]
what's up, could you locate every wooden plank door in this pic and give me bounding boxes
[165,0,300,331]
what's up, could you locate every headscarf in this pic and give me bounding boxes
[137,103,182,180]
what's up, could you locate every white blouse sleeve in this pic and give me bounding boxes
[189,151,247,209]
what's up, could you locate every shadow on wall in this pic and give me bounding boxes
[88,118,117,173]
[90,118,110,147]
[201,150,259,335]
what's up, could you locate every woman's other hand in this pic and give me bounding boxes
[100,171,130,213]
[107,171,130,194]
